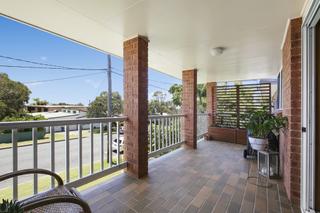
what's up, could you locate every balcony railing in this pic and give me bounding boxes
[148,114,184,158]
[0,117,127,200]
[197,113,209,139]
[0,114,195,200]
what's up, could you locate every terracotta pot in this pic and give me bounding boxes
[248,137,268,151]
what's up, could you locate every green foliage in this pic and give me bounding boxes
[168,84,182,107]
[32,98,48,105]
[87,91,123,117]
[168,84,207,112]
[245,109,288,139]
[148,91,178,115]
[0,199,23,213]
[0,73,31,120]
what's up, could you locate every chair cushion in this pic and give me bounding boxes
[21,186,84,213]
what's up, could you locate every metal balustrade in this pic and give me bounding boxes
[0,117,127,200]
[197,113,209,139]
[148,114,185,158]
[0,114,190,200]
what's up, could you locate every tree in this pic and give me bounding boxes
[168,83,207,112]
[168,84,182,106]
[149,91,179,115]
[32,98,49,105]
[87,91,123,117]
[0,73,30,120]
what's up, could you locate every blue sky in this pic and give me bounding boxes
[0,16,181,105]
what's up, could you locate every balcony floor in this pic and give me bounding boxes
[82,140,298,213]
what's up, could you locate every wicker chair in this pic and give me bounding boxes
[0,169,91,213]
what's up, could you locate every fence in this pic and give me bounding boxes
[0,114,190,200]
[0,117,127,200]
[148,114,184,157]
[215,83,271,128]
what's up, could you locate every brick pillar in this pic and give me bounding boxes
[280,17,302,205]
[123,36,148,178]
[182,69,197,149]
[206,82,217,127]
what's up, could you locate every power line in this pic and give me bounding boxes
[0,55,107,71]
[22,71,105,84]
[0,64,106,71]
[111,71,169,91]
[111,66,180,85]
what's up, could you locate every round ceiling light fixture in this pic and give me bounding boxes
[210,47,225,56]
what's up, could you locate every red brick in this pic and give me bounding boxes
[206,82,217,126]
[280,17,302,206]
[182,69,197,149]
[123,36,149,178]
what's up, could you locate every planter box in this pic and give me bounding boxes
[207,127,247,145]
[0,131,46,143]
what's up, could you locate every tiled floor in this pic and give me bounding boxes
[82,140,298,213]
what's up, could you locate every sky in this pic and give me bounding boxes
[0,16,181,105]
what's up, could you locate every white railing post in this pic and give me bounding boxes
[32,127,38,194]
[116,122,120,165]
[90,123,94,174]
[65,125,70,183]
[100,123,104,171]
[108,122,112,168]
[12,129,18,200]
[50,126,55,188]
[78,124,83,179]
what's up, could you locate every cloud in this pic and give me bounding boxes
[40,56,47,61]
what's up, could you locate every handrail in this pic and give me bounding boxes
[148,114,185,119]
[0,116,128,130]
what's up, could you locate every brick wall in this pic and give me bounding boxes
[182,69,197,149]
[123,36,149,178]
[206,82,217,127]
[280,17,302,205]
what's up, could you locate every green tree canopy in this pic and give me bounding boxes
[87,91,123,117]
[168,83,207,112]
[32,98,49,105]
[149,91,178,115]
[0,73,31,120]
[168,84,182,106]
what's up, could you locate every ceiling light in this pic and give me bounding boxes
[210,47,225,56]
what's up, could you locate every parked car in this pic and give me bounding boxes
[119,126,124,134]
[113,135,124,154]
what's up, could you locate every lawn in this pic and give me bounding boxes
[0,157,124,200]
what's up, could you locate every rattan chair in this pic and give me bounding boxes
[0,169,91,213]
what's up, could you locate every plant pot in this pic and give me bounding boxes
[248,136,268,151]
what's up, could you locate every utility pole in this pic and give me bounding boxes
[107,54,112,116]
[107,54,112,165]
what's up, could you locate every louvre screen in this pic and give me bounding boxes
[215,83,271,129]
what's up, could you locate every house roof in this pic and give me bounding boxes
[0,0,307,82]
[30,112,84,119]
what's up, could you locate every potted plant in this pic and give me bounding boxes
[0,199,23,213]
[245,109,287,151]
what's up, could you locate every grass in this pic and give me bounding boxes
[0,130,91,149]
[0,157,124,200]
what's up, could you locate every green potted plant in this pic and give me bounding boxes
[245,109,287,151]
[0,199,23,213]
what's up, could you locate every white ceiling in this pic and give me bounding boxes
[0,0,306,82]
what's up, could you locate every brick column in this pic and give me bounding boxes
[182,69,197,149]
[206,82,217,127]
[123,36,148,178]
[280,17,302,205]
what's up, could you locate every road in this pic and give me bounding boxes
[0,133,120,188]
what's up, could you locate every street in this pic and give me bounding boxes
[0,133,119,188]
